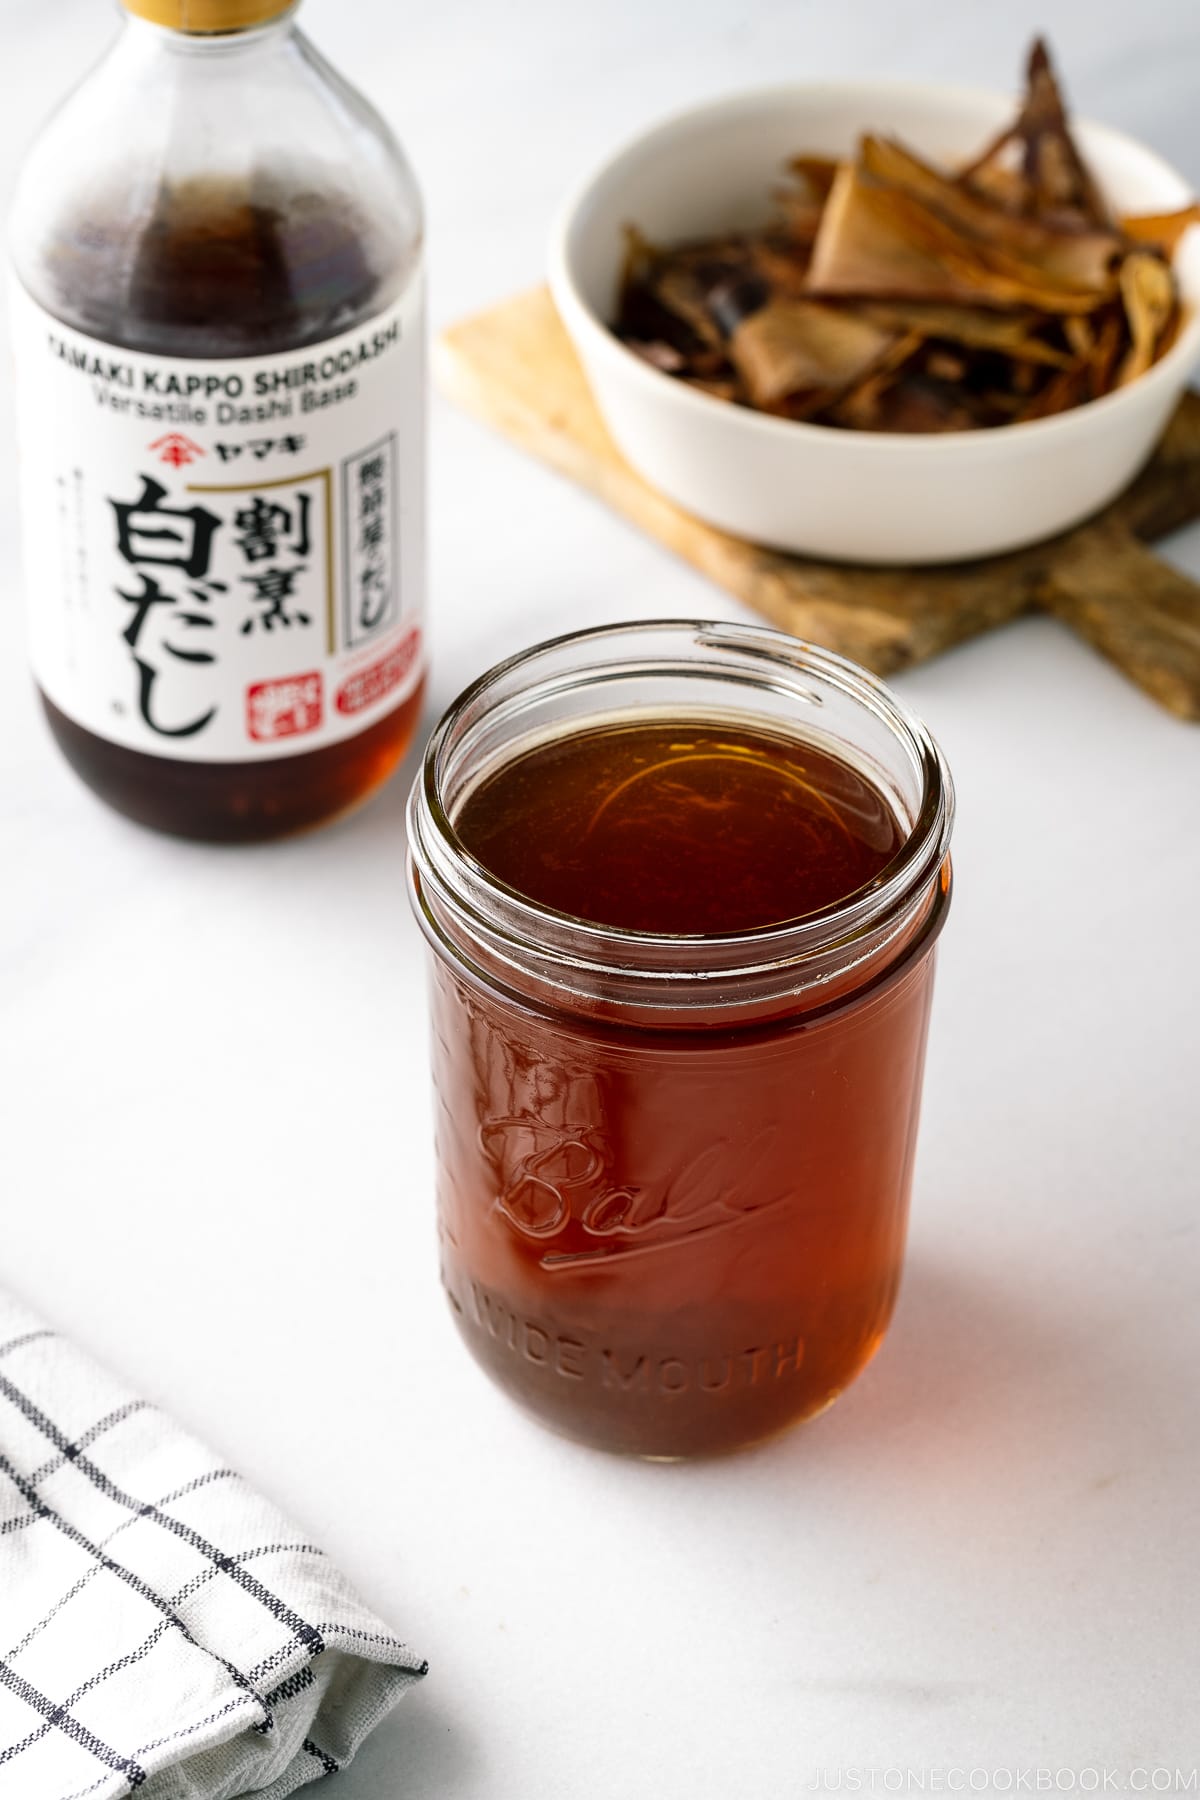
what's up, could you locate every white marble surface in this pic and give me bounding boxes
[1,1,1199,1794]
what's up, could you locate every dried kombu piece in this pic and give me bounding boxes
[806,159,1110,313]
[728,299,899,409]
[856,135,1121,293]
[1118,252,1176,384]
[1122,206,1200,255]
[960,40,1111,227]
[858,302,1074,366]
[613,37,1197,432]
[775,155,842,245]
[706,272,772,338]
[832,367,979,433]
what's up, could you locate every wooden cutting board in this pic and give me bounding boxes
[436,285,1200,720]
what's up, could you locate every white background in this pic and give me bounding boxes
[1,1,1198,1795]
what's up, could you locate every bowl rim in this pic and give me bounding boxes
[548,77,1200,454]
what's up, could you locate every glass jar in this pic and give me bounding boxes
[10,0,425,841]
[407,622,954,1458]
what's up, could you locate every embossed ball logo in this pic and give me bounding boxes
[483,1118,785,1269]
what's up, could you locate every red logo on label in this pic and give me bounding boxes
[150,433,206,469]
[336,629,421,718]
[247,672,324,742]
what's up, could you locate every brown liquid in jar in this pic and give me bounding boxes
[434,717,937,1457]
[455,719,904,933]
[34,178,423,841]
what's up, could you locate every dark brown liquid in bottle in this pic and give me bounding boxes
[435,719,935,1457]
[35,178,423,841]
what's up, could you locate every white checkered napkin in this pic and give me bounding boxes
[0,1292,426,1800]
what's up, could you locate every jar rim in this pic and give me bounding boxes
[408,620,954,1002]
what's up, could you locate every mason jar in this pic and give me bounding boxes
[407,620,954,1458]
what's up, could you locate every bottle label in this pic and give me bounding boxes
[10,277,425,761]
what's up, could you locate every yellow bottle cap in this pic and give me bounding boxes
[121,0,294,29]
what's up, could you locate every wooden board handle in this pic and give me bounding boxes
[1041,524,1200,720]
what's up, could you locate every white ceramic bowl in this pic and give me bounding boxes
[549,83,1200,565]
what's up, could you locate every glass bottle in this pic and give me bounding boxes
[10,0,426,841]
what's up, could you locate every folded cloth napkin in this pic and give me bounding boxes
[0,1291,426,1800]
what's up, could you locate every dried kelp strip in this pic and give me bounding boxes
[613,38,1197,432]
[856,135,1121,293]
[807,158,1110,312]
[728,300,901,409]
[961,39,1111,227]
[1118,252,1176,385]
[859,302,1075,366]
[1122,206,1200,255]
